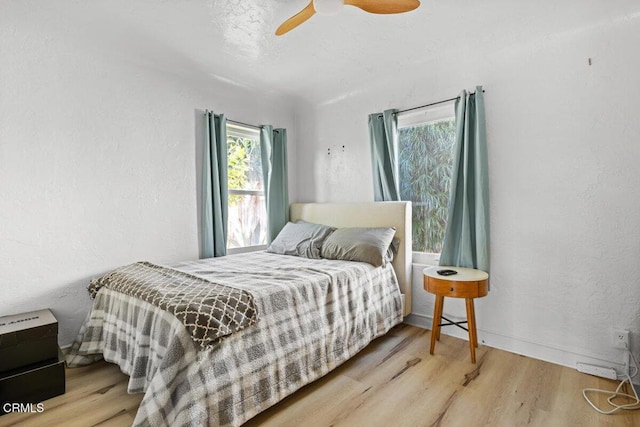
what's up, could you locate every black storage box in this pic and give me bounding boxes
[0,309,59,374]
[0,348,65,415]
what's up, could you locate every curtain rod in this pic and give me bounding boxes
[395,89,486,115]
[204,111,261,130]
[227,119,261,130]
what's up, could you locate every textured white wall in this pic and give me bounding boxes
[2,0,639,377]
[295,12,640,371]
[0,5,296,345]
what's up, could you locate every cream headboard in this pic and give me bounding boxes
[290,202,412,316]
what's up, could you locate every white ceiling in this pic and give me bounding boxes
[33,0,640,104]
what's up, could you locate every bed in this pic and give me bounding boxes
[66,201,412,426]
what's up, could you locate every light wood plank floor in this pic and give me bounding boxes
[1,324,638,426]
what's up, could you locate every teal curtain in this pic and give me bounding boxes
[439,87,490,272]
[260,125,289,243]
[369,109,400,201]
[202,111,228,258]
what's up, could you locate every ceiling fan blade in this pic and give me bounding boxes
[344,0,420,14]
[275,1,316,36]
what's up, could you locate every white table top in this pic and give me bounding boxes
[423,266,489,281]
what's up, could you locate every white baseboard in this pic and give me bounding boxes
[404,312,628,378]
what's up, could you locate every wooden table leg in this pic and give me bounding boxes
[435,295,444,341]
[469,298,478,348]
[465,298,477,363]
[430,295,444,355]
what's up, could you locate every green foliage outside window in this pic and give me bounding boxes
[398,120,455,253]
[227,136,263,204]
[226,134,267,248]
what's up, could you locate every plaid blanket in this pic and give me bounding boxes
[66,252,403,426]
[87,261,258,348]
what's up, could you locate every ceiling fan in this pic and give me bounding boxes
[275,0,421,36]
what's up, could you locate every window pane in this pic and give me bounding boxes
[398,119,456,253]
[226,131,267,248]
[227,136,263,192]
[227,192,267,249]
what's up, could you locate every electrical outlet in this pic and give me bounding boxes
[613,329,629,349]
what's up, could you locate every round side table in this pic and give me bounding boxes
[423,266,489,363]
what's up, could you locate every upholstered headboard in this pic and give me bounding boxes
[290,202,412,316]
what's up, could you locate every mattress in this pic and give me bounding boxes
[66,251,403,426]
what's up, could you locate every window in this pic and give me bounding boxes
[226,123,267,251]
[398,102,456,257]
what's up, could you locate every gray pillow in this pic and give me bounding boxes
[321,227,397,267]
[385,237,400,264]
[267,221,336,259]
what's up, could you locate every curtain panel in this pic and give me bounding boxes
[439,87,490,272]
[260,126,289,244]
[369,109,401,201]
[202,111,228,258]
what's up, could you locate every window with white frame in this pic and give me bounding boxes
[398,102,456,260]
[226,123,267,251]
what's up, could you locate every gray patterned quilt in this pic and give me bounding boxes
[66,252,403,426]
[87,261,258,348]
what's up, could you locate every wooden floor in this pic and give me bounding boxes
[1,324,639,426]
